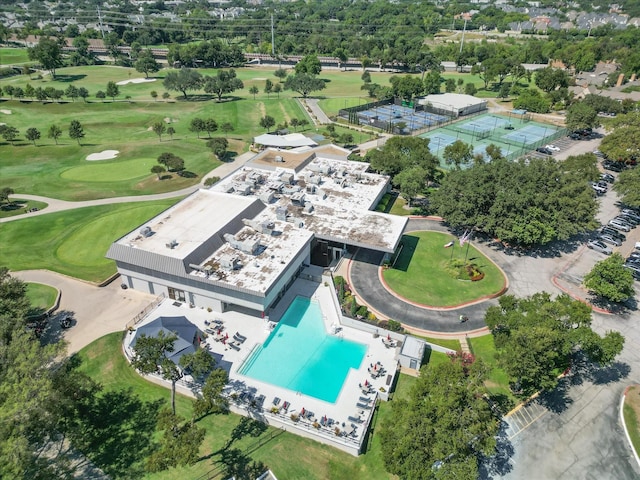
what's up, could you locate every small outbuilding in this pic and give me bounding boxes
[253,133,318,149]
[398,336,426,370]
[130,315,201,364]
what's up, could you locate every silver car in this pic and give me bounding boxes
[587,240,612,254]
[609,219,631,232]
[599,234,622,247]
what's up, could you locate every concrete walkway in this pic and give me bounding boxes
[303,98,332,125]
[1,151,256,224]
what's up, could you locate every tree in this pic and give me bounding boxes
[96,90,106,101]
[189,118,205,138]
[379,356,498,479]
[273,83,282,98]
[534,67,569,93]
[144,408,205,472]
[151,164,166,179]
[157,152,185,173]
[430,157,599,246]
[394,166,428,207]
[485,293,625,396]
[584,253,635,302]
[423,70,442,94]
[334,48,348,70]
[498,82,510,100]
[464,82,477,96]
[24,84,35,99]
[163,68,203,99]
[283,73,326,98]
[513,88,550,113]
[600,125,640,165]
[221,122,234,138]
[150,90,158,101]
[167,126,175,140]
[192,369,229,418]
[274,68,287,80]
[485,144,504,162]
[64,85,78,102]
[152,121,167,142]
[0,125,19,145]
[131,331,182,414]
[162,92,170,100]
[106,81,120,101]
[25,127,40,146]
[202,69,244,102]
[445,78,456,93]
[68,120,85,145]
[0,187,14,206]
[259,115,276,131]
[249,85,259,99]
[207,137,228,160]
[77,87,89,102]
[204,119,218,138]
[264,79,273,98]
[135,49,160,78]
[48,124,62,144]
[28,37,63,79]
[366,136,438,181]
[566,102,599,132]
[389,75,423,101]
[443,140,473,169]
[295,54,322,75]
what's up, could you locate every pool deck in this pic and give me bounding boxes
[123,276,399,455]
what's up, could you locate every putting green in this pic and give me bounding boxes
[60,158,156,182]
[55,204,169,268]
[382,231,506,307]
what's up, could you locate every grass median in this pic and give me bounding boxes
[0,200,178,282]
[623,385,640,458]
[382,231,506,307]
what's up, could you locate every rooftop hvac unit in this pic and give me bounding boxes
[275,155,284,162]
[259,191,275,204]
[139,226,153,237]
[219,254,241,270]
[276,206,288,221]
[304,202,314,213]
[165,239,178,249]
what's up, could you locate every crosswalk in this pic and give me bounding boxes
[504,401,548,439]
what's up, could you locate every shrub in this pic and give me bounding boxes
[356,305,369,318]
[204,176,220,187]
[350,298,358,317]
[387,319,404,332]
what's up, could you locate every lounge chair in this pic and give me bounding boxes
[228,341,241,351]
[282,401,290,412]
[234,332,247,343]
[356,402,371,409]
[273,397,281,406]
[358,396,372,403]
[347,415,361,423]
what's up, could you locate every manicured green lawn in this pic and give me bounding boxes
[25,282,58,316]
[467,334,516,409]
[0,48,30,65]
[419,336,461,351]
[0,200,178,282]
[76,332,401,480]
[383,231,506,307]
[623,392,640,458]
[0,198,48,218]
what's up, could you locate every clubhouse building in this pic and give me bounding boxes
[106,144,407,318]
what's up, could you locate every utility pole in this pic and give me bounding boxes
[97,6,105,39]
[457,18,468,72]
[271,14,275,56]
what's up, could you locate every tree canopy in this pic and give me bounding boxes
[283,73,326,98]
[430,157,599,246]
[565,102,599,132]
[163,68,203,99]
[203,69,244,102]
[614,167,640,207]
[28,37,63,79]
[135,49,161,78]
[485,293,625,396]
[295,54,322,75]
[379,356,498,479]
[365,136,439,181]
[584,253,635,302]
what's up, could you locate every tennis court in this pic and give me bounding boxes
[420,113,565,168]
[355,104,449,133]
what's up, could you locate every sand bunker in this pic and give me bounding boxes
[86,150,120,161]
[116,78,157,86]
[0,109,12,114]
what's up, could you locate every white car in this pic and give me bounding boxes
[587,240,612,255]
[609,219,631,232]
[545,144,560,152]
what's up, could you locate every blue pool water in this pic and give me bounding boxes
[238,296,366,403]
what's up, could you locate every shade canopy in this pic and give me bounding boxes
[131,315,199,364]
[253,133,317,148]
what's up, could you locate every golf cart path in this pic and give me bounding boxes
[1,151,256,224]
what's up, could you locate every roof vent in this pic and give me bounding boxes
[275,155,284,162]
[140,226,153,237]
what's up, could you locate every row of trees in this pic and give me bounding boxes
[0,121,84,146]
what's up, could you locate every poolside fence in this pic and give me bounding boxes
[125,293,165,330]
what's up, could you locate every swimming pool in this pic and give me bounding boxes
[238,296,366,403]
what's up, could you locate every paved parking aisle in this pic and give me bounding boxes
[504,401,549,440]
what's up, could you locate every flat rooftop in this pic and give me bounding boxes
[115,190,263,259]
[214,153,407,252]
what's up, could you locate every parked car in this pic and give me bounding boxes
[601,226,626,241]
[591,183,607,195]
[587,240,612,254]
[536,147,553,155]
[600,173,615,183]
[593,149,604,157]
[624,263,640,279]
[609,219,632,232]
[621,209,640,222]
[599,234,622,247]
[603,161,625,172]
[545,144,560,152]
[615,215,638,226]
